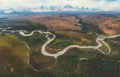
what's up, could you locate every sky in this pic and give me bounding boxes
[0,0,120,12]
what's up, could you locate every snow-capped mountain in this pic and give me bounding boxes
[1,4,100,14]
[64,4,73,9]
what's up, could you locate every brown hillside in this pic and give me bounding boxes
[30,16,81,30]
[80,15,120,35]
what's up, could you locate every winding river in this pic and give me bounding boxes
[1,27,120,59]
[19,30,120,59]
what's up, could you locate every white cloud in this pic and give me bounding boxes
[0,0,120,11]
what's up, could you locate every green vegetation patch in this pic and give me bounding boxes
[78,18,104,34]
[53,48,120,77]
[98,40,110,53]
[106,37,120,58]
[47,30,97,53]
[0,35,29,77]
[16,32,47,53]
[54,48,97,77]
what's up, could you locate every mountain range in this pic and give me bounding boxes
[0,4,100,14]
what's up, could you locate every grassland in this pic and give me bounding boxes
[0,34,56,77]
[0,35,29,77]
[47,30,97,53]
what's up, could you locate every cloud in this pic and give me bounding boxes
[0,0,119,11]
